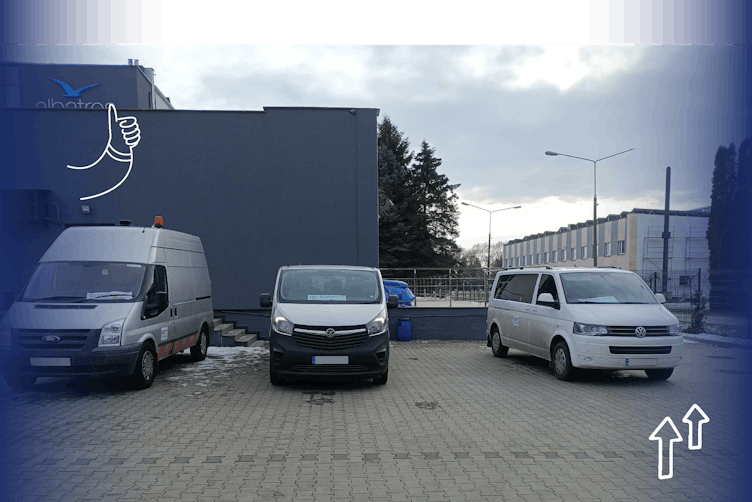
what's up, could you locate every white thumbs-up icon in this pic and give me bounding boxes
[67,103,141,201]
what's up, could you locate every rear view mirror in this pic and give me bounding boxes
[387,294,399,309]
[260,293,272,309]
[4,291,15,310]
[655,293,666,304]
[537,292,559,309]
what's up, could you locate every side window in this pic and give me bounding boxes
[497,274,537,303]
[536,274,559,302]
[493,275,512,299]
[144,265,169,319]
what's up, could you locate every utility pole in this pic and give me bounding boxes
[662,167,671,295]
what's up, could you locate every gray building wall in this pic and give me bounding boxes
[0,106,379,309]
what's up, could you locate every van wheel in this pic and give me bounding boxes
[552,341,574,381]
[645,368,674,380]
[191,327,209,362]
[3,374,37,391]
[130,343,157,390]
[270,367,284,386]
[491,328,509,358]
[373,369,388,385]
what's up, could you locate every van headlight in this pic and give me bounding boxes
[273,310,293,336]
[0,319,11,347]
[669,324,682,335]
[573,322,609,336]
[99,319,125,346]
[366,308,387,336]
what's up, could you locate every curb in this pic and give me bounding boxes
[683,335,752,351]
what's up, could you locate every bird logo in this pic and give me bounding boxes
[50,78,99,97]
[66,104,141,201]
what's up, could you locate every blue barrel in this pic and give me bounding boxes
[396,318,412,341]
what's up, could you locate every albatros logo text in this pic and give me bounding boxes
[35,78,113,109]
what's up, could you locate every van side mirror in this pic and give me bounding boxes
[4,291,15,310]
[260,293,272,309]
[387,294,399,310]
[537,292,559,309]
[654,293,666,304]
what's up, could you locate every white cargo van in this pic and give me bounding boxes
[486,267,683,381]
[260,265,398,386]
[0,218,214,390]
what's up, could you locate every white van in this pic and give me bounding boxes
[0,218,214,390]
[486,267,683,381]
[260,265,398,386]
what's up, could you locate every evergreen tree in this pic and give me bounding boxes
[731,138,751,271]
[411,140,462,267]
[707,143,737,310]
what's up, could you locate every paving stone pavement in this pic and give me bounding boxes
[0,341,750,502]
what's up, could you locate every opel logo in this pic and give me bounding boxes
[42,335,61,343]
[635,326,647,338]
[325,328,336,339]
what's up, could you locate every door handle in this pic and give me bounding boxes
[174,307,177,317]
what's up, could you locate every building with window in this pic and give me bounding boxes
[502,207,710,273]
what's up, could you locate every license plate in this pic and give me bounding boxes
[625,358,657,367]
[30,357,71,367]
[312,356,349,365]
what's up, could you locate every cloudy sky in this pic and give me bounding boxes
[3,2,750,250]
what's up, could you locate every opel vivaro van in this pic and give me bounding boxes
[260,265,398,386]
[486,267,683,381]
[0,218,214,390]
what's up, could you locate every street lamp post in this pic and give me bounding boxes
[544,148,635,266]
[461,203,522,270]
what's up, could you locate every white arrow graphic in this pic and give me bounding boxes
[682,404,709,450]
[649,416,683,480]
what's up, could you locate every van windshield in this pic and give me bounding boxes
[278,269,382,304]
[559,272,657,305]
[22,262,148,302]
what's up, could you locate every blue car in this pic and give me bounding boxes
[383,280,415,307]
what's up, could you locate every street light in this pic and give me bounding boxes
[461,202,522,270]
[544,148,635,266]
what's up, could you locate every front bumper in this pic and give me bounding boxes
[269,329,389,381]
[1,344,142,378]
[571,335,684,370]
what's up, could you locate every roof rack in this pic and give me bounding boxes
[500,266,553,271]
[596,266,621,269]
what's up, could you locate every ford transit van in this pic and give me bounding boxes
[486,267,683,381]
[0,219,214,390]
[260,265,398,386]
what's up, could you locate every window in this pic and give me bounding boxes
[571,247,577,261]
[552,250,558,262]
[679,275,690,286]
[536,274,559,303]
[561,249,567,261]
[145,265,169,319]
[536,253,540,264]
[617,240,626,255]
[544,252,549,263]
[581,246,587,260]
[605,242,612,257]
[529,255,533,265]
[596,244,600,257]
[523,256,528,266]
[494,274,538,303]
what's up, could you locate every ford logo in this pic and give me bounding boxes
[42,335,61,343]
[325,328,336,339]
[635,326,647,338]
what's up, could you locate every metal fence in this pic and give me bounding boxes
[380,267,751,337]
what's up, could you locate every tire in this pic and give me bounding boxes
[130,343,157,390]
[552,341,574,381]
[3,374,37,391]
[645,368,674,380]
[491,327,509,358]
[373,369,388,385]
[270,366,284,386]
[190,327,209,362]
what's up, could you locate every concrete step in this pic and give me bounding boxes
[234,334,258,347]
[212,318,222,329]
[215,323,234,334]
[250,340,268,349]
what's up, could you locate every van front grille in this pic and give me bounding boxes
[292,325,368,351]
[607,326,670,337]
[289,364,370,374]
[609,346,672,355]
[16,329,95,350]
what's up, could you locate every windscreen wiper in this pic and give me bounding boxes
[31,296,87,302]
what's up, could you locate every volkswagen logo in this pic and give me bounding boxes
[325,328,336,339]
[42,335,61,343]
[635,326,647,338]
